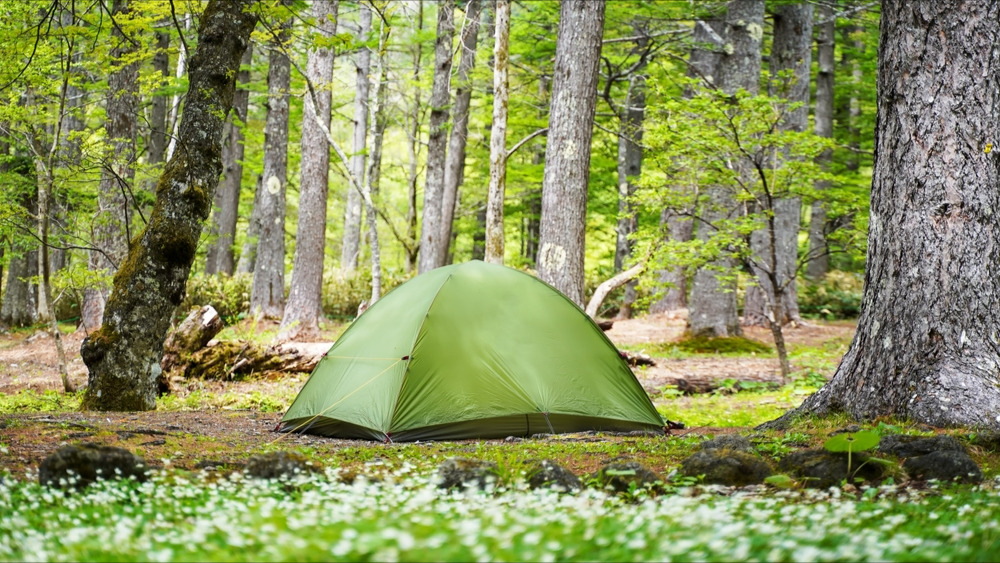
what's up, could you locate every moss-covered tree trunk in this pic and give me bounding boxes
[770,0,1000,429]
[81,1,257,411]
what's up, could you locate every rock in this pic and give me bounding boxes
[39,444,148,489]
[525,459,581,492]
[877,435,966,458]
[903,450,982,484]
[968,431,1000,452]
[698,435,756,453]
[437,458,500,491]
[244,451,320,480]
[590,461,662,494]
[778,449,888,489]
[679,449,772,486]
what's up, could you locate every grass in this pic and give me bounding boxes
[3,470,1000,562]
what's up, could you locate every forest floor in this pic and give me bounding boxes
[0,312,857,479]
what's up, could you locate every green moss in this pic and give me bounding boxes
[674,335,773,355]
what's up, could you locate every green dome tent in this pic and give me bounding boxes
[277,261,664,441]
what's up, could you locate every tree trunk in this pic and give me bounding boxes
[441,0,482,262]
[80,0,257,411]
[687,0,763,337]
[279,0,337,341]
[341,3,371,271]
[205,44,252,276]
[417,0,455,274]
[165,12,191,162]
[774,0,1000,429]
[743,2,812,327]
[649,18,722,314]
[537,0,606,306]
[613,71,645,320]
[79,0,139,333]
[807,4,835,281]
[235,174,262,275]
[249,13,292,320]
[147,29,170,180]
[1,190,37,328]
[484,0,509,264]
[363,19,390,305]
[403,1,425,274]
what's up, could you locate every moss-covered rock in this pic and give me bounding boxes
[902,450,982,484]
[244,451,321,480]
[437,458,500,491]
[698,435,756,453]
[680,449,772,486]
[525,459,581,492]
[778,449,888,489]
[39,444,148,489]
[590,461,662,494]
[877,435,966,458]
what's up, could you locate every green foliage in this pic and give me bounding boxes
[798,270,864,319]
[824,430,880,454]
[0,389,82,413]
[321,268,413,319]
[674,335,773,356]
[180,273,253,325]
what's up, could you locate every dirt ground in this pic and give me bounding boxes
[0,312,856,478]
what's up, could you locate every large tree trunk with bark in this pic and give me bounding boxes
[742,2,812,327]
[79,0,139,333]
[772,0,1000,429]
[484,0,509,264]
[249,14,292,320]
[341,3,371,271]
[536,0,606,306]
[440,0,482,262]
[80,0,257,411]
[687,0,763,337]
[279,0,337,341]
[204,45,252,276]
[807,3,835,281]
[417,0,455,274]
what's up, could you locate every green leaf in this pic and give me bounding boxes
[764,474,797,489]
[824,430,879,453]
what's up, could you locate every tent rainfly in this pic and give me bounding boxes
[277,260,664,441]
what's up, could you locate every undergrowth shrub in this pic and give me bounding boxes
[181,273,252,324]
[798,270,863,320]
[322,268,412,319]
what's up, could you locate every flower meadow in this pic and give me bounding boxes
[3,467,1000,562]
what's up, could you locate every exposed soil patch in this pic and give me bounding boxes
[0,313,855,479]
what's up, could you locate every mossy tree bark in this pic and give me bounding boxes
[81,0,257,411]
[770,0,1000,429]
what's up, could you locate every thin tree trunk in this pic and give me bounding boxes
[537,0,606,306]
[743,2,812,327]
[235,174,262,274]
[279,0,337,341]
[484,0,509,264]
[614,71,645,320]
[403,1,425,274]
[774,0,1000,429]
[688,0,762,337]
[807,3,835,281]
[81,0,257,411]
[250,13,292,319]
[205,44,252,276]
[165,12,190,162]
[363,16,390,304]
[417,0,455,273]
[341,3,371,271]
[440,0,482,262]
[79,0,139,333]
[649,18,722,314]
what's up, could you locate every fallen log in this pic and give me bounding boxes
[170,340,333,381]
[161,306,224,373]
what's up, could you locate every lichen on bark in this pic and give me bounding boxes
[81,0,258,411]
